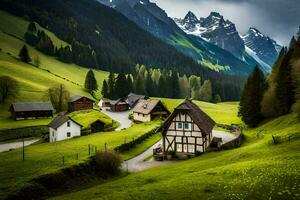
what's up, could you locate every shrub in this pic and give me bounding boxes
[90,151,122,176]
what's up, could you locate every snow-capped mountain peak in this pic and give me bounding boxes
[242,27,281,67]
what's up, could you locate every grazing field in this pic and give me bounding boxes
[0,10,109,129]
[0,120,161,199]
[51,113,300,200]
[156,98,241,125]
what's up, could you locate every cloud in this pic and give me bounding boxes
[152,0,300,45]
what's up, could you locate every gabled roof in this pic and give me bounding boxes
[126,93,145,107]
[91,119,105,125]
[69,95,95,103]
[10,102,53,112]
[133,99,168,115]
[110,98,128,106]
[49,114,82,129]
[158,99,215,136]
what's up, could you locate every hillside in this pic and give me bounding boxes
[0,0,212,76]
[0,10,108,128]
[51,113,300,200]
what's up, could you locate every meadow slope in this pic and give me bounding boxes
[51,113,300,200]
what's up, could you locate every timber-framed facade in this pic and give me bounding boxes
[158,99,215,155]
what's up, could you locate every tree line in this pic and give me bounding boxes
[1,0,245,102]
[101,65,222,103]
[239,35,300,127]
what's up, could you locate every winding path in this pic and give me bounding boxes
[0,139,39,153]
[101,109,133,131]
[123,130,239,172]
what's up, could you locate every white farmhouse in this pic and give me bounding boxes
[49,114,82,142]
[158,99,215,155]
[132,99,170,122]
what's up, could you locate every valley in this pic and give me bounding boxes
[0,0,299,199]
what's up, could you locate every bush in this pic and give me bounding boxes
[90,151,122,176]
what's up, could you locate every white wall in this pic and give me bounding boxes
[133,112,151,122]
[165,112,207,153]
[49,120,81,143]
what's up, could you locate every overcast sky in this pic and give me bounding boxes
[152,0,300,45]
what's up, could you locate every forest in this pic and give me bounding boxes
[0,0,246,101]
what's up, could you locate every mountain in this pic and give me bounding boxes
[242,27,281,66]
[176,11,282,73]
[176,11,245,58]
[97,0,255,75]
[0,0,210,76]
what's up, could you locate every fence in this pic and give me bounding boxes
[271,132,300,145]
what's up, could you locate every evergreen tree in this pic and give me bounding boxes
[289,36,296,49]
[275,50,296,115]
[199,80,212,102]
[170,72,179,98]
[179,75,190,98]
[28,21,37,33]
[101,80,109,98]
[135,75,146,95]
[19,45,31,63]
[84,70,98,94]
[36,31,55,55]
[145,74,153,97]
[212,94,222,103]
[127,75,134,93]
[239,67,266,127]
[115,73,128,98]
[108,72,115,99]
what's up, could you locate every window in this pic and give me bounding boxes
[67,121,70,127]
[52,131,54,137]
[178,122,183,129]
[185,123,190,129]
[67,132,71,137]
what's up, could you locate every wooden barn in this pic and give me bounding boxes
[132,99,170,122]
[90,120,105,133]
[98,98,110,108]
[9,102,53,121]
[126,93,146,109]
[157,99,215,155]
[68,95,94,112]
[110,99,129,112]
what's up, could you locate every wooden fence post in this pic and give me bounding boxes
[76,153,79,160]
[89,144,91,155]
[105,143,107,151]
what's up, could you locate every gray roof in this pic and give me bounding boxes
[133,99,164,115]
[126,93,145,107]
[69,95,94,103]
[49,114,82,129]
[158,99,215,136]
[10,102,53,112]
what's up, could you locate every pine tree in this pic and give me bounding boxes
[212,94,222,103]
[170,72,179,98]
[19,45,31,63]
[135,75,146,95]
[108,72,115,99]
[28,21,37,33]
[127,75,133,93]
[179,75,190,98]
[115,73,128,98]
[84,70,98,94]
[199,80,212,102]
[145,74,153,97]
[275,50,296,115]
[101,80,109,98]
[239,67,266,127]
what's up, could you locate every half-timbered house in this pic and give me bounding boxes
[158,99,215,155]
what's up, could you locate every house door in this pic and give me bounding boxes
[183,136,188,153]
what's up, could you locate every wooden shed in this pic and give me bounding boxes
[9,102,53,121]
[90,120,105,133]
[68,95,94,112]
[110,99,129,112]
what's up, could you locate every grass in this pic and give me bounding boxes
[156,98,241,125]
[51,113,300,200]
[121,133,161,161]
[68,110,118,130]
[0,120,161,198]
[0,11,109,129]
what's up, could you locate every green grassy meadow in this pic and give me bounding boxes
[0,10,108,129]
[0,120,161,198]
[52,113,300,200]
